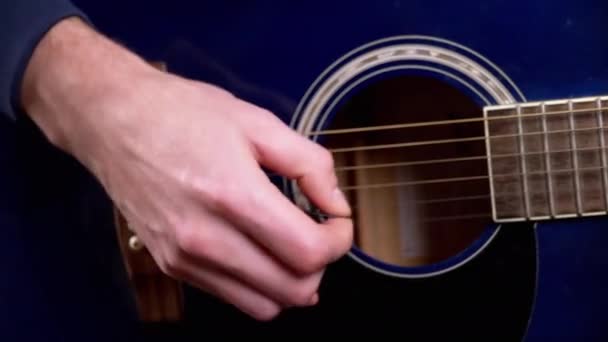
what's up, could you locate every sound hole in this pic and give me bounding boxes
[320,75,493,267]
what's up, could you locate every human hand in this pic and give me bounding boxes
[21,18,353,320]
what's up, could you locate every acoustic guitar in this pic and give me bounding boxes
[73,0,608,340]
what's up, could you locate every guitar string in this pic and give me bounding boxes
[327,124,608,153]
[295,163,603,218]
[324,149,607,209]
[279,106,608,209]
[267,145,608,177]
[334,145,607,172]
[335,155,487,171]
[339,164,608,191]
[305,105,608,136]
[418,213,491,223]
[345,199,492,222]
[339,178,597,222]
[345,194,491,208]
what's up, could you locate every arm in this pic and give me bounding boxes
[0,0,89,120]
[18,16,353,321]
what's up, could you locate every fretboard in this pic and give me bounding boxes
[485,95,608,222]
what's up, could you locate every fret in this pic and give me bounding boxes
[516,104,532,218]
[568,100,583,213]
[571,98,605,214]
[599,98,608,211]
[485,106,525,221]
[544,100,577,217]
[541,102,557,217]
[520,103,550,218]
[485,95,608,222]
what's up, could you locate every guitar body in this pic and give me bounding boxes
[55,0,608,340]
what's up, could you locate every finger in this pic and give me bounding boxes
[241,105,351,218]
[175,211,324,307]
[121,216,284,320]
[175,257,282,321]
[217,167,353,275]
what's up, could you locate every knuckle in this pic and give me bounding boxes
[159,249,186,279]
[164,210,188,235]
[294,237,329,274]
[317,148,335,172]
[254,107,274,120]
[174,226,199,255]
[194,81,234,98]
[174,225,217,263]
[248,108,279,133]
[192,180,223,210]
[195,181,245,216]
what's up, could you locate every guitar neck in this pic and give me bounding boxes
[485,95,608,222]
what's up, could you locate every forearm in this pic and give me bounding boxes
[20,17,157,160]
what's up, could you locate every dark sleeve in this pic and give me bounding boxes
[0,0,91,121]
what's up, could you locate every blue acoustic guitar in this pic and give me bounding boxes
[69,0,608,340]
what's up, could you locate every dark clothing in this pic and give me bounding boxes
[0,2,145,341]
[1,0,89,120]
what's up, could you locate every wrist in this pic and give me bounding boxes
[20,17,158,158]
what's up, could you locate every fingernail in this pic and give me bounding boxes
[309,293,319,305]
[333,188,351,215]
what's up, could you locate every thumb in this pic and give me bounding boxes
[244,111,351,218]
